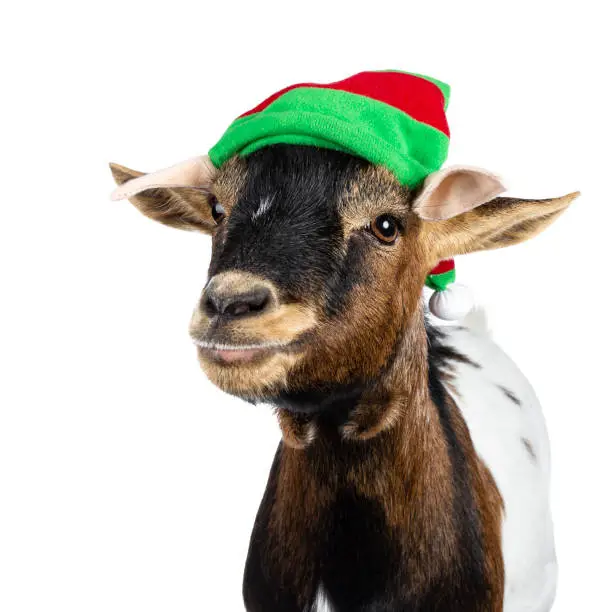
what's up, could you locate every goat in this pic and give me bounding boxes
[110,109,577,612]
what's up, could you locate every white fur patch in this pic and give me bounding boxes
[441,321,558,611]
[313,584,335,611]
[252,195,274,220]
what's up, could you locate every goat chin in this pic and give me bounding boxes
[196,345,298,399]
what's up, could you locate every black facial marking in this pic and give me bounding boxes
[323,231,371,317]
[209,146,369,302]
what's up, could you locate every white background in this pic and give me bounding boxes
[1,1,610,610]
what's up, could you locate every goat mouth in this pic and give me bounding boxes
[192,339,292,365]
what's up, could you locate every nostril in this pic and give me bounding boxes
[245,288,270,312]
[226,301,254,317]
[202,284,272,319]
[224,288,270,318]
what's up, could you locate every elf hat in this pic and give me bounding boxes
[209,70,471,320]
[209,70,450,189]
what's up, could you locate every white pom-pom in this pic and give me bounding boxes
[429,283,474,321]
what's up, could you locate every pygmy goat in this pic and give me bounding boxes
[110,145,577,611]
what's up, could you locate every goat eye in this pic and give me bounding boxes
[370,215,399,244]
[209,196,226,224]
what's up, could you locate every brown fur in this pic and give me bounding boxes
[109,162,217,232]
[420,192,579,264]
[267,367,504,607]
[275,410,317,449]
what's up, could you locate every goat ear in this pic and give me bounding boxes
[413,166,506,221]
[421,192,580,260]
[109,156,218,233]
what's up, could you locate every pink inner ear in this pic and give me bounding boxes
[110,156,216,201]
[414,166,506,221]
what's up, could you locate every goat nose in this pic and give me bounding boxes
[202,283,271,319]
